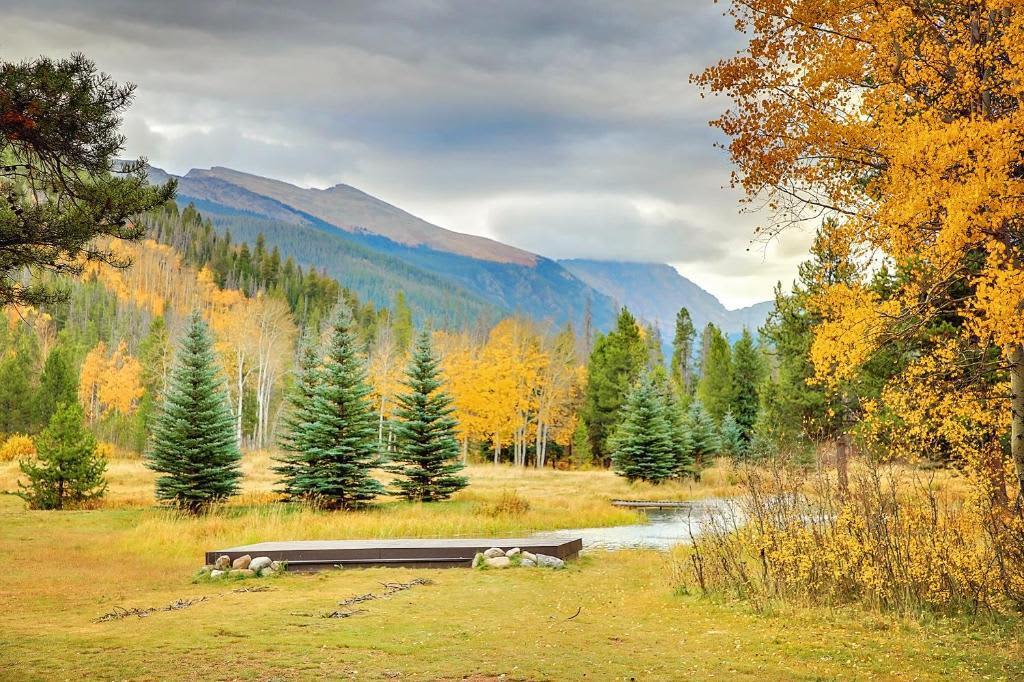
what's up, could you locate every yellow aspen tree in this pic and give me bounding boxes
[78,342,107,424]
[97,340,145,416]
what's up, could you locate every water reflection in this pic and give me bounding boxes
[533,498,736,552]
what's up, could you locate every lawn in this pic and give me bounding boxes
[1,456,1021,680]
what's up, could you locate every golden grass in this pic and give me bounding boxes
[1,488,1021,680]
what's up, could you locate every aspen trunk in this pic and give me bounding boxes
[836,433,850,498]
[1009,344,1024,503]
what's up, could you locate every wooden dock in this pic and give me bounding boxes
[611,499,693,509]
[206,537,583,571]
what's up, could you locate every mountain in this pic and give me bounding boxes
[558,260,772,339]
[148,165,770,341]
[151,165,619,331]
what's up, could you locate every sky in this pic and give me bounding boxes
[0,0,814,308]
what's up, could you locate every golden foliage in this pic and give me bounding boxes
[78,340,144,421]
[0,434,36,462]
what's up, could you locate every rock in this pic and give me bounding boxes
[214,555,231,570]
[197,564,214,575]
[229,568,256,578]
[258,567,276,577]
[249,556,273,572]
[472,552,486,568]
[534,554,566,569]
[485,556,511,569]
[270,560,284,572]
[231,554,252,570]
[505,547,522,558]
[520,559,536,567]
[520,551,536,563]
[210,569,226,579]
[483,547,505,559]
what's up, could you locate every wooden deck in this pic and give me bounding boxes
[611,499,694,509]
[205,537,583,571]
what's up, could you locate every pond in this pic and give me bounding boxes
[532,498,736,552]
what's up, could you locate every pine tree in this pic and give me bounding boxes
[696,324,733,422]
[729,329,766,442]
[274,339,324,499]
[671,307,696,395]
[146,311,241,513]
[0,344,34,435]
[609,376,676,483]
[570,418,593,468]
[32,341,78,430]
[388,331,467,501]
[664,388,695,477]
[276,308,384,509]
[583,307,646,463]
[686,399,721,467]
[719,411,746,458]
[17,403,106,510]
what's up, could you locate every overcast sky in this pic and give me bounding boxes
[0,0,813,308]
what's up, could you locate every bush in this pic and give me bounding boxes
[0,433,36,461]
[675,458,1024,616]
[486,489,531,517]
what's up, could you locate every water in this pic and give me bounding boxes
[532,498,735,552]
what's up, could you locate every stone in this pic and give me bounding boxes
[270,561,284,572]
[485,556,511,569]
[214,555,231,570]
[249,556,272,572]
[210,570,226,579]
[197,564,214,575]
[520,559,536,567]
[483,547,505,559]
[231,554,252,570]
[229,568,256,578]
[520,551,536,563]
[258,567,276,577]
[505,547,522,558]
[534,554,566,569]
[472,552,486,568]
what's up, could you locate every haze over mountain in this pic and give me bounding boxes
[149,165,771,338]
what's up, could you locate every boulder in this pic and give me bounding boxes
[258,567,276,577]
[520,559,536,567]
[520,551,537,563]
[270,561,284,572]
[210,569,226,579]
[534,554,566,569]
[483,547,505,559]
[229,568,256,578]
[197,564,214,575]
[214,555,231,571]
[485,556,511,569]
[249,556,273,572]
[505,547,522,558]
[231,554,252,570]
[472,552,486,568]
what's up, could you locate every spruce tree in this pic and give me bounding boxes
[663,389,695,477]
[719,411,746,458]
[388,331,467,501]
[274,340,324,499]
[32,341,78,430]
[609,377,676,483]
[277,308,384,509]
[146,311,241,513]
[730,329,766,442]
[687,399,721,467]
[696,324,733,422]
[671,307,696,395]
[18,403,106,510]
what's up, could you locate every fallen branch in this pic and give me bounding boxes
[93,597,207,623]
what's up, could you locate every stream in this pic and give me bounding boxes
[532,498,736,552]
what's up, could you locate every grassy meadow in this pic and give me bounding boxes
[1,454,1022,680]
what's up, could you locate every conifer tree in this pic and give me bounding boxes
[388,331,467,501]
[729,329,766,442]
[570,419,593,468]
[664,389,695,477]
[609,376,676,483]
[686,399,721,467]
[146,311,241,513]
[719,411,746,459]
[273,339,324,499]
[276,308,384,509]
[32,342,78,430]
[696,324,733,422]
[18,403,106,510]
[671,307,696,396]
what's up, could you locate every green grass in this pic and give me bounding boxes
[1,472,1023,680]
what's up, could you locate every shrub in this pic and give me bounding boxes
[486,489,531,517]
[675,458,1024,616]
[0,433,36,461]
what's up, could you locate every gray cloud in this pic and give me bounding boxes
[0,0,802,306]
